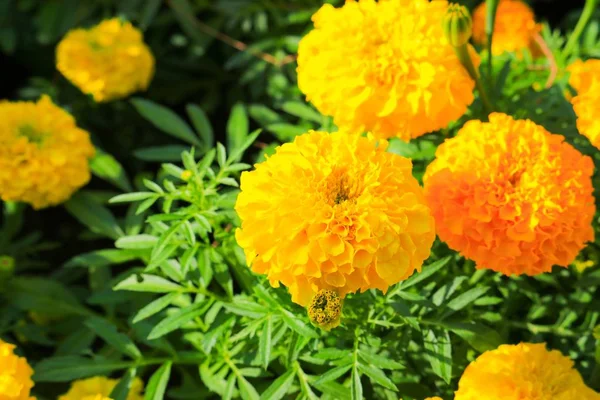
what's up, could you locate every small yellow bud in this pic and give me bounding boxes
[307,289,342,331]
[443,4,473,47]
[181,170,192,181]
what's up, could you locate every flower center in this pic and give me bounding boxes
[324,169,361,206]
[18,125,47,146]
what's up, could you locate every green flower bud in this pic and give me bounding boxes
[307,289,342,331]
[443,4,473,47]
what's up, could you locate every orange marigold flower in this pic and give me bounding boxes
[0,96,95,209]
[424,113,595,276]
[58,376,144,400]
[472,0,541,56]
[56,18,154,102]
[297,0,478,141]
[455,343,600,400]
[235,131,436,306]
[0,339,35,400]
[571,84,600,149]
[567,59,600,94]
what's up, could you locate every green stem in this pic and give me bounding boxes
[455,44,494,116]
[563,0,599,57]
[485,0,500,79]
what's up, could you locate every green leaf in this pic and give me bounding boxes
[139,0,162,30]
[84,317,141,359]
[259,369,295,400]
[281,101,322,123]
[237,374,260,400]
[313,348,348,360]
[227,103,249,153]
[223,375,236,400]
[115,234,158,250]
[443,321,503,353]
[64,249,138,269]
[259,316,272,369]
[217,143,227,166]
[110,192,157,204]
[358,351,404,370]
[228,129,261,163]
[224,298,267,319]
[399,256,452,291]
[423,329,452,384]
[114,274,183,293]
[266,123,305,141]
[148,302,205,339]
[186,104,214,147]
[358,363,397,391]
[110,369,137,400]
[144,362,172,400]
[65,192,124,239]
[133,293,179,323]
[315,364,352,384]
[279,309,319,339]
[131,98,201,146]
[351,364,363,400]
[34,357,131,382]
[441,286,489,320]
[134,145,189,162]
[90,149,132,192]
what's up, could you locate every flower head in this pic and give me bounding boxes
[0,339,35,400]
[297,0,477,141]
[567,59,600,94]
[473,0,541,56]
[0,96,95,209]
[308,289,342,330]
[424,113,595,276]
[58,376,144,400]
[56,18,154,102]
[571,84,600,149]
[235,130,435,306]
[455,343,600,400]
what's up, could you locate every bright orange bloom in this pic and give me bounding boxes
[0,339,35,400]
[236,131,435,306]
[472,0,541,56]
[424,113,595,275]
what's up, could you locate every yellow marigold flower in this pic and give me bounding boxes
[0,339,35,400]
[472,0,541,56]
[455,343,600,400]
[297,0,478,141]
[567,59,600,94]
[235,130,436,306]
[424,113,595,276]
[56,18,154,102]
[0,96,95,209]
[58,376,144,400]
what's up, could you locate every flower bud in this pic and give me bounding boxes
[307,289,342,331]
[443,4,473,47]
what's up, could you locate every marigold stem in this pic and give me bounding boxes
[563,0,599,58]
[455,44,494,117]
[485,0,500,79]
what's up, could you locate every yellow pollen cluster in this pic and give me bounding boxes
[424,113,595,276]
[297,0,477,141]
[0,339,35,400]
[56,18,154,102]
[58,376,144,400]
[235,130,436,306]
[307,289,343,330]
[454,343,600,400]
[473,0,541,56]
[568,60,600,149]
[0,96,95,209]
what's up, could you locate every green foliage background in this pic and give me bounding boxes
[1,1,600,399]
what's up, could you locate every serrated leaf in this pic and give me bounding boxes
[315,364,352,384]
[133,293,179,324]
[237,374,260,400]
[313,348,348,360]
[259,316,272,369]
[148,302,205,339]
[114,274,183,293]
[441,286,489,320]
[223,375,236,400]
[259,369,295,400]
[115,234,158,250]
[110,192,157,204]
[399,256,452,291]
[280,309,319,339]
[358,363,397,391]
[358,351,404,370]
[144,362,172,400]
[227,103,249,153]
[131,98,201,146]
[84,317,141,359]
[351,365,363,400]
[443,321,503,353]
[423,329,452,384]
